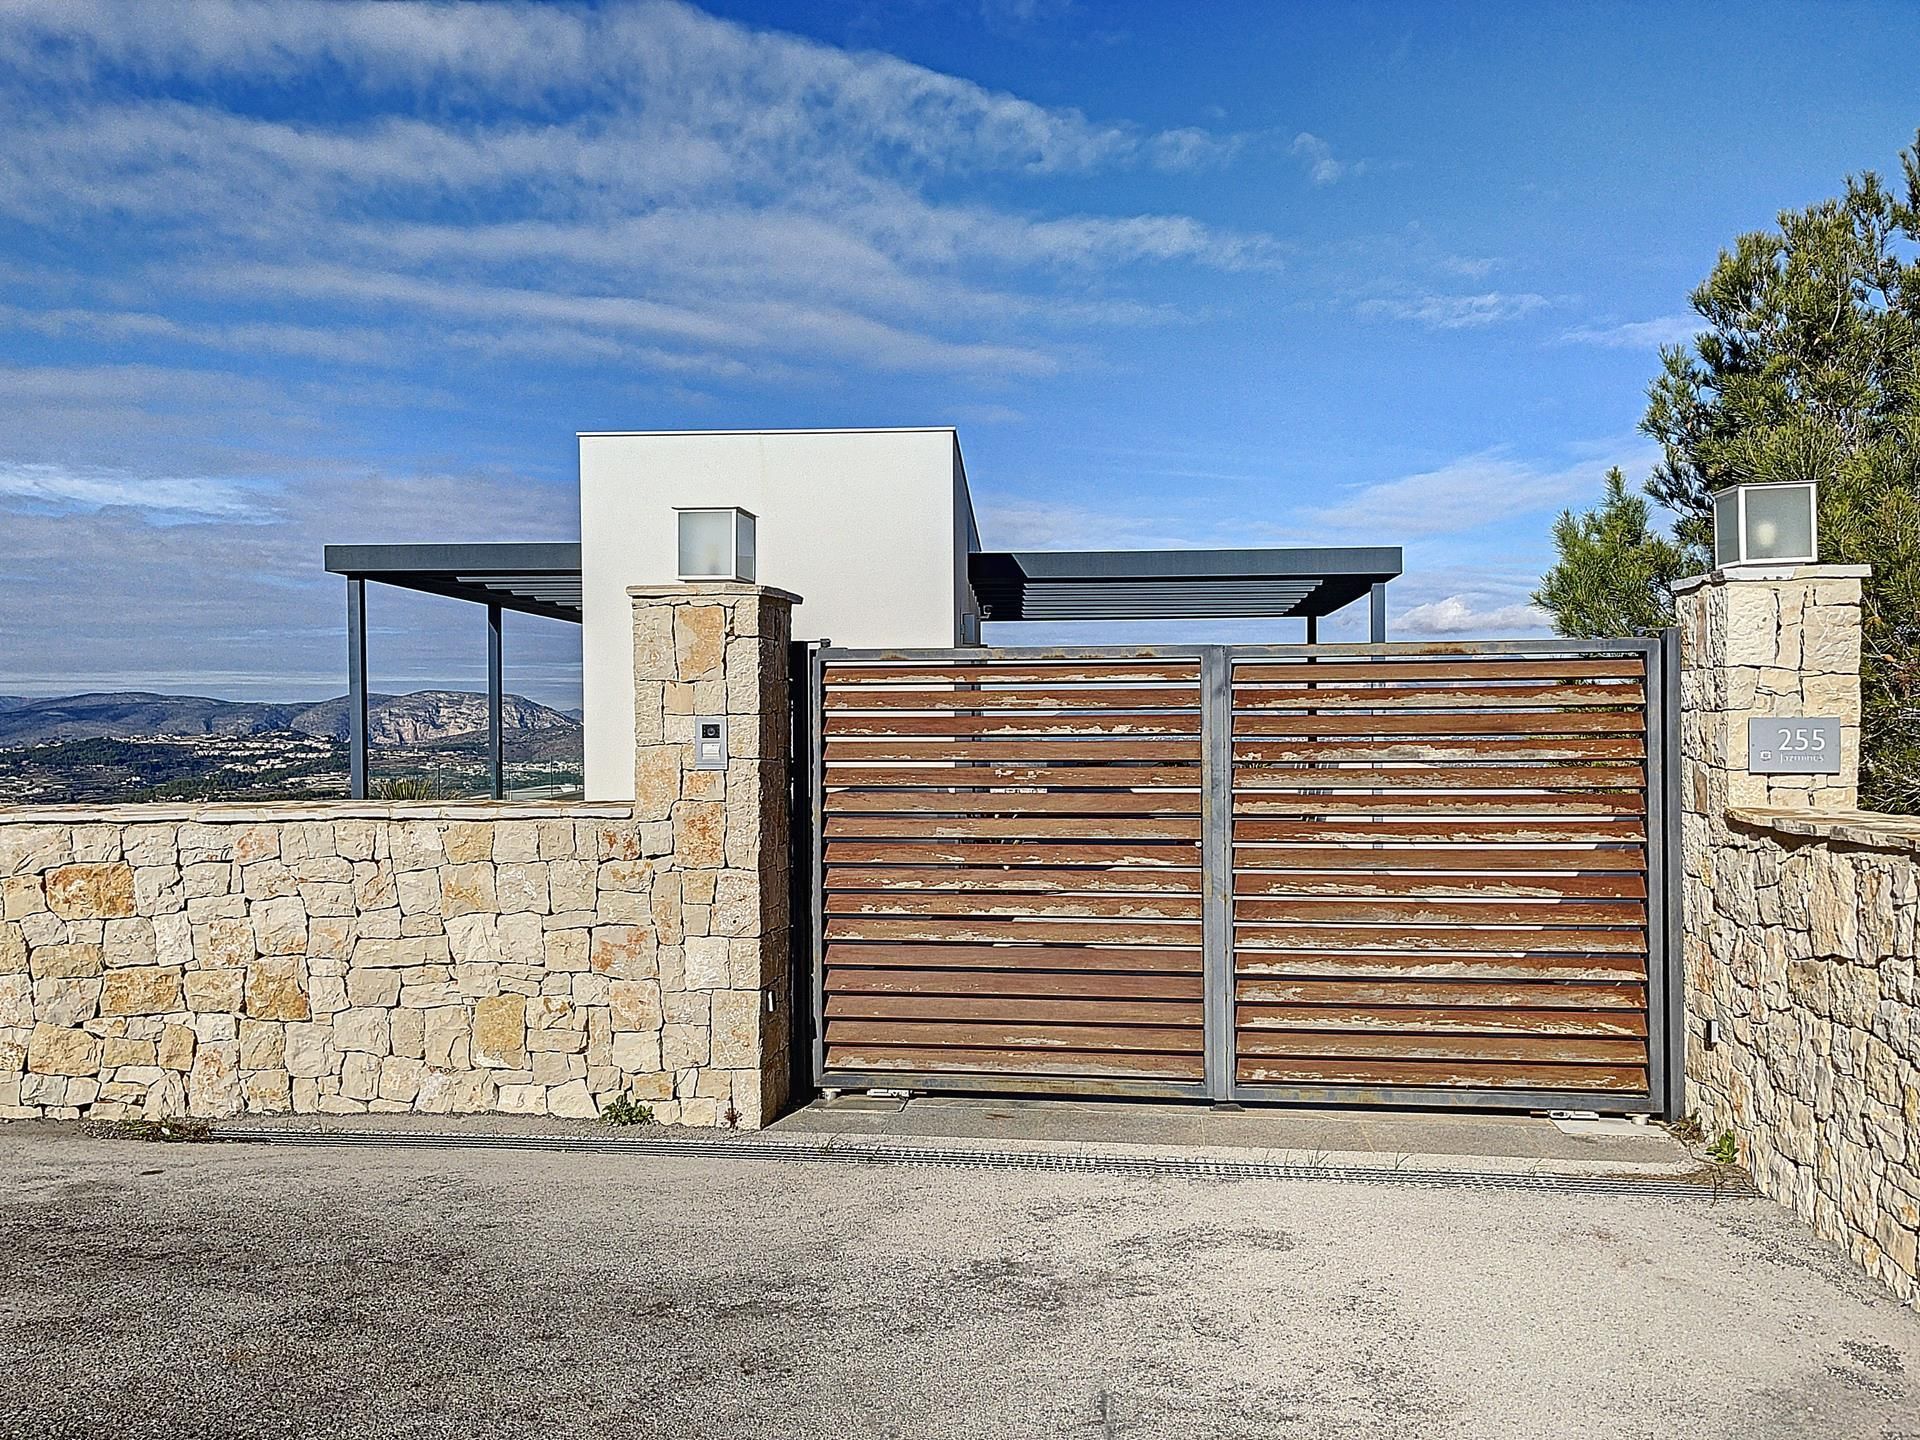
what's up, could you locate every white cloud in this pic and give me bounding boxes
[0,461,260,518]
[1290,132,1363,185]
[1354,290,1550,329]
[1392,593,1550,637]
[1307,451,1601,538]
[1559,314,1700,349]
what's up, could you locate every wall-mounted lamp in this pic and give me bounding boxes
[675,506,757,583]
[1712,481,1818,568]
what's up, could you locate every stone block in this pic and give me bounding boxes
[238,1018,284,1070]
[390,1006,425,1060]
[442,822,495,865]
[493,822,541,864]
[472,994,527,1069]
[196,916,256,968]
[497,862,550,915]
[27,1023,100,1076]
[684,935,729,991]
[30,942,102,979]
[44,863,136,919]
[251,896,308,957]
[246,957,309,1021]
[440,863,497,918]
[347,968,403,1007]
[333,1007,390,1056]
[187,1042,242,1118]
[590,926,655,979]
[424,1006,469,1069]
[99,965,183,1017]
[283,1021,335,1078]
[674,802,725,869]
[548,1079,598,1118]
[102,917,158,969]
[157,1023,195,1072]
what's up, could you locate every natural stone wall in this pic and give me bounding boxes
[1,579,799,1130]
[1679,563,1918,1306]
[1687,809,1920,1304]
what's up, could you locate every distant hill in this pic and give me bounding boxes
[0,690,581,748]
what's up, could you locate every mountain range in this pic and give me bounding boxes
[0,690,581,748]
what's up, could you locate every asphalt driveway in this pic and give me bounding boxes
[2,1126,1917,1439]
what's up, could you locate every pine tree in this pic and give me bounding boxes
[1533,468,1695,638]
[1640,131,1920,812]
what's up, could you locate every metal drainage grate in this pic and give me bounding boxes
[212,1127,1746,1199]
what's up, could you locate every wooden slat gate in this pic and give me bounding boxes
[806,639,1682,1116]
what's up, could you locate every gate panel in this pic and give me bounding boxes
[1228,649,1659,1107]
[816,654,1208,1095]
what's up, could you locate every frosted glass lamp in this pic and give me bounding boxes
[675,507,757,582]
[1713,481,1817,567]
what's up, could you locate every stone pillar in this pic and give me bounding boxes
[1675,563,1867,1129]
[629,583,797,1129]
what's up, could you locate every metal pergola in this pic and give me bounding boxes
[968,546,1401,641]
[322,543,582,800]
[322,540,1400,798]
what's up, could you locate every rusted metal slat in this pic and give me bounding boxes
[826,995,1203,1026]
[1231,792,1645,816]
[1229,844,1645,873]
[827,1019,1203,1053]
[825,663,1201,684]
[828,741,1203,763]
[1232,659,1645,683]
[1233,764,1646,791]
[830,866,1206,894]
[827,816,1202,840]
[828,1045,1205,1080]
[1233,952,1647,981]
[826,790,1203,815]
[828,916,1202,945]
[1235,1031,1644,1064]
[828,713,1203,737]
[824,841,1203,867]
[830,968,1206,1000]
[1233,737,1647,763]
[1233,818,1647,843]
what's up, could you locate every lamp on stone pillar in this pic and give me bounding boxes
[675,507,757,583]
[1713,481,1818,569]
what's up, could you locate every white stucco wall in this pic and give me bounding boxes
[579,428,975,800]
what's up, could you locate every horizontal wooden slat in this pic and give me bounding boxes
[827,995,1201,1026]
[824,841,1202,868]
[1234,951,1646,981]
[1234,819,1646,843]
[1233,898,1645,926]
[826,943,1203,974]
[827,741,1202,763]
[1233,682,1644,710]
[1233,738,1647,763]
[827,891,1203,921]
[827,790,1202,815]
[828,816,1201,840]
[1231,845,1644,872]
[831,866,1204,894]
[1234,1005,1648,1038]
[1235,977,1646,1010]
[1233,925,1646,955]
[827,1019,1202,1053]
[1232,792,1644,816]
[1236,1031,1643,1064]
[829,916,1201,945]
[826,687,1200,711]
[1234,870,1646,899]
[829,1044,1204,1080]
[830,967,1205,1000]
[1232,659,1645,684]
[826,663,1200,685]
[827,713,1202,737]
[1235,712,1643,737]
[826,765,1203,789]
[1235,1057,1645,1091]
[1234,764,1645,791]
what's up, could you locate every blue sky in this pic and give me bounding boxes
[1,0,1916,707]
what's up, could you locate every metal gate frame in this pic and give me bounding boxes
[803,635,1684,1118]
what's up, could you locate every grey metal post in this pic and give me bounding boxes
[1657,626,1686,1119]
[346,576,369,799]
[1199,646,1235,1102]
[1304,613,1318,645]
[1369,582,1387,643]
[486,602,504,800]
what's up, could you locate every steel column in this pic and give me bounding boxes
[808,644,829,1088]
[486,602,504,800]
[1199,646,1235,1101]
[1303,614,1318,645]
[1369,582,1388,643]
[346,576,369,800]
[1657,625,1686,1119]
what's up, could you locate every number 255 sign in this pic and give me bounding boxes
[1748,717,1842,775]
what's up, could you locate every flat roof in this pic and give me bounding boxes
[969,546,1402,622]
[324,542,583,623]
[576,426,959,438]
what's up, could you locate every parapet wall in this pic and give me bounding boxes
[0,802,776,1126]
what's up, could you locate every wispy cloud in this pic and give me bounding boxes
[1559,314,1700,349]
[1289,131,1366,185]
[1308,450,1605,538]
[1354,290,1550,329]
[0,461,260,518]
[1393,593,1548,637]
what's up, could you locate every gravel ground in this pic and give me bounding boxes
[3,1124,1918,1439]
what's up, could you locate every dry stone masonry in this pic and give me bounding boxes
[1680,564,1919,1305]
[0,581,797,1129]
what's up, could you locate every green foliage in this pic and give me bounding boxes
[371,774,443,801]
[599,1094,655,1126]
[1706,1130,1738,1166]
[1533,468,1696,637]
[1641,130,1920,813]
